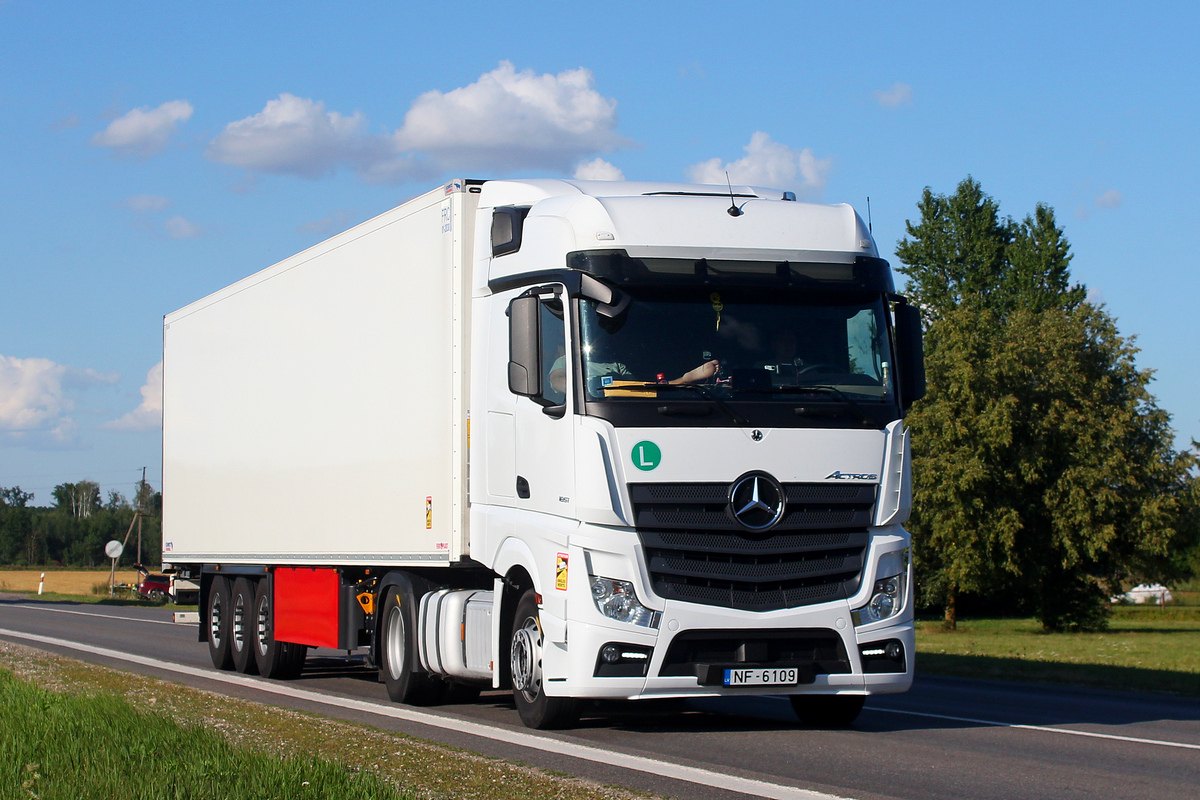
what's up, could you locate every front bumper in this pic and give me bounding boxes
[542,596,914,700]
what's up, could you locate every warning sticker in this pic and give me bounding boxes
[556,553,569,591]
[426,496,432,529]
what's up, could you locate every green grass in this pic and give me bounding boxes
[0,670,413,800]
[0,644,654,800]
[915,611,1200,696]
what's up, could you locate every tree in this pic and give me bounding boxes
[52,481,101,520]
[897,178,1193,631]
[0,487,36,565]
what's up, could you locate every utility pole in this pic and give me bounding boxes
[137,466,146,566]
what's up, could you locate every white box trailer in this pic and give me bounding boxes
[164,184,472,564]
[164,178,925,729]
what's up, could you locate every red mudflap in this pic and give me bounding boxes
[274,567,339,649]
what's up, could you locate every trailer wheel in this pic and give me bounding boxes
[789,694,865,727]
[380,588,442,705]
[251,576,307,679]
[510,589,578,729]
[230,577,259,675]
[207,576,234,670]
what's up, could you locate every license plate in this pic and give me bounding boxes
[723,667,799,686]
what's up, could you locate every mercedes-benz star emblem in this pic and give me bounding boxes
[728,472,786,531]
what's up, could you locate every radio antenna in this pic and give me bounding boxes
[726,172,743,217]
[866,196,873,233]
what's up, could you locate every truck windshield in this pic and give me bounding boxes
[578,286,895,407]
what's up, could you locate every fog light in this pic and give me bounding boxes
[601,644,621,663]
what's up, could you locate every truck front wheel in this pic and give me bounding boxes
[380,588,442,705]
[207,576,234,670]
[510,589,578,729]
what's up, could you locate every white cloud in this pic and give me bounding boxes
[874,83,913,109]
[0,355,117,444]
[91,100,193,159]
[574,158,624,181]
[205,93,381,179]
[106,362,162,432]
[1095,189,1122,209]
[392,61,631,173]
[685,132,831,198]
[164,215,203,239]
[124,194,172,212]
[206,63,632,183]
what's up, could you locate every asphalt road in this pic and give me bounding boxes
[2,595,1197,800]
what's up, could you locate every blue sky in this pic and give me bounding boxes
[2,1,1197,505]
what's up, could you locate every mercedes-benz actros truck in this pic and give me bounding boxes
[162,178,924,729]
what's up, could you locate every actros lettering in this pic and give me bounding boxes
[825,470,879,481]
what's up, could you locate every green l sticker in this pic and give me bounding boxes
[632,441,661,471]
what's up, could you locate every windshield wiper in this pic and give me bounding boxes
[793,384,874,426]
[625,383,749,426]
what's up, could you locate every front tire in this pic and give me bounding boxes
[510,589,578,729]
[207,576,234,670]
[790,694,865,727]
[379,587,442,705]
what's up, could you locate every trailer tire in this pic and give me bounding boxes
[230,577,259,675]
[380,588,442,705]
[251,576,307,679]
[207,576,234,670]
[789,694,865,727]
[510,589,579,729]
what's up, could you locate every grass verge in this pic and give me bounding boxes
[0,669,414,800]
[0,641,653,800]
[915,612,1200,697]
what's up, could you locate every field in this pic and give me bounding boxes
[0,568,149,596]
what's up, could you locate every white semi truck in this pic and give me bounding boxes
[162,178,924,729]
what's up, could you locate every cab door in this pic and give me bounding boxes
[507,286,576,521]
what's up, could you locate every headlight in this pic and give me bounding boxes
[852,571,906,626]
[590,576,660,628]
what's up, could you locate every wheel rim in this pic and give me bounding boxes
[209,593,223,647]
[232,591,247,651]
[510,614,542,701]
[255,594,271,657]
[385,604,405,681]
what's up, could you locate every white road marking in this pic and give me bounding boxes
[6,603,179,626]
[869,706,1200,751]
[0,627,850,800]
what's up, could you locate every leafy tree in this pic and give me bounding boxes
[896,177,1086,323]
[52,481,101,520]
[897,178,1193,631]
[0,487,35,565]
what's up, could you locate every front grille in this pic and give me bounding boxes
[631,482,874,612]
[660,629,851,676]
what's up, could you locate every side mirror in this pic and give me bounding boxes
[508,294,541,397]
[894,302,926,410]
